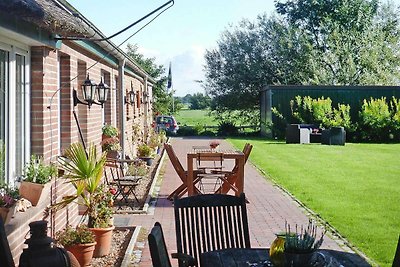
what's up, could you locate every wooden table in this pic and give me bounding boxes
[200,248,371,267]
[187,149,245,196]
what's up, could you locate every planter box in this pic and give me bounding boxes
[19,181,51,206]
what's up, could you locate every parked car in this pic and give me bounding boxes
[154,115,179,134]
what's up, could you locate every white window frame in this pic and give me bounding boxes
[0,36,30,185]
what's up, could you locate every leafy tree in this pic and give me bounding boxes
[126,44,175,114]
[189,93,211,110]
[203,0,400,120]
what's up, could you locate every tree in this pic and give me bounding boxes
[126,44,175,114]
[189,93,211,110]
[203,1,400,120]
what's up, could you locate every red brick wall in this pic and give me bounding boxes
[6,40,153,264]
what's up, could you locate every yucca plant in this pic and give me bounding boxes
[53,143,109,228]
[284,220,325,253]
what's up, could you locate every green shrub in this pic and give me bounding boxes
[359,97,391,142]
[217,121,238,136]
[199,130,216,137]
[177,126,199,136]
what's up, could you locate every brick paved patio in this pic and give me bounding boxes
[114,137,370,266]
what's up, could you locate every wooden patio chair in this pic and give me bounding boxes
[393,235,400,267]
[164,143,203,200]
[148,222,196,267]
[213,143,253,194]
[195,152,225,194]
[104,159,141,205]
[173,193,250,267]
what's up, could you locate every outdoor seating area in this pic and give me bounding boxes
[116,137,391,267]
[285,124,346,146]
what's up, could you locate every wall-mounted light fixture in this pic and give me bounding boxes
[72,74,110,154]
[125,81,136,105]
[73,74,109,108]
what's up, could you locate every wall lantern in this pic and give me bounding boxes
[125,82,136,105]
[73,74,109,108]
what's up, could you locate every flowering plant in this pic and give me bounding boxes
[23,155,57,184]
[209,140,220,149]
[0,185,19,208]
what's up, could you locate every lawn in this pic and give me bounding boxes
[228,138,400,267]
[174,109,218,126]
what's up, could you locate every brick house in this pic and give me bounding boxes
[0,0,154,263]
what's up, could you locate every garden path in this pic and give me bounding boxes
[114,137,370,266]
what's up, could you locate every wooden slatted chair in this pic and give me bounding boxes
[393,235,400,267]
[173,193,250,267]
[164,143,203,200]
[148,222,196,267]
[213,143,253,194]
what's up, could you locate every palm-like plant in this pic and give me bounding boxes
[54,143,108,228]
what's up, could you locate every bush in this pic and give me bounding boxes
[177,126,199,136]
[199,130,216,137]
[217,121,238,136]
[359,97,392,142]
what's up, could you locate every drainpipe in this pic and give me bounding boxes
[143,76,149,139]
[118,59,126,159]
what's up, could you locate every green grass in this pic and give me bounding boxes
[174,109,218,126]
[228,138,400,267]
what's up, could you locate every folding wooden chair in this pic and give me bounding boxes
[104,159,141,206]
[195,152,225,194]
[173,193,250,267]
[148,222,196,267]
[164,143,203,200]
[212,143,253,194]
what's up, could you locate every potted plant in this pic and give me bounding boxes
[126,160,149,177]
[102,124,119,139]
[101,137,121,159]
[54,142,114,258]
[137,143,154,166]
[283,220,325,266]
[0,185,19,224]
[56,225,96,267]
[19,155,57,206]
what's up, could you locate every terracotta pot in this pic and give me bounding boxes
[19,181,45,206]
[65,242,96,267]
[0,207,14,224]
[90,225,115,257]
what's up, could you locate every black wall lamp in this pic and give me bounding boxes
[125,82,136,105]
[73,74,110,108]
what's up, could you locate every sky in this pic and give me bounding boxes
[67,0,276,96]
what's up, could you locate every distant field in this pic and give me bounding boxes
[174,109,218,126]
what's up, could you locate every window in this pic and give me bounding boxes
[0,39,30,185]
[0,49,7,182]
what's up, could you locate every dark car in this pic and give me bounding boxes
[154,115,179,134]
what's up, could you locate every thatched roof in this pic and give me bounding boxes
[0,0,93,37]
